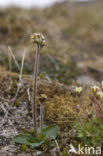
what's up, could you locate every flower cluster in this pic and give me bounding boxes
[31,32,46,47]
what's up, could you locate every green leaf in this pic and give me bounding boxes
[13,125,59,148]
[42,125,59,139]
[13,133,47,147]
[37,125,47,134]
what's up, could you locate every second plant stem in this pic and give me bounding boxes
[33,44,40,136]
[40,102,44,132]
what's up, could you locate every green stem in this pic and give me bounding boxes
[33,44,40,136]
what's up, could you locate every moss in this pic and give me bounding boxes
[22,144,28,152]
[14,100,21,107]
[44,93,77,124]
[0,70,90,125]
[62,149,69,156]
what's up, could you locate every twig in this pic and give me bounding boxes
[8,46,20,71]
[27,88,31,101]
[53,137,62,156]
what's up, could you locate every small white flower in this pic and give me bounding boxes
[75,87,83,95]
[101,81,103,89]
[97,91,103,99]
[91,86,99,93]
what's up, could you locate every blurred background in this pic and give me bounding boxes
[0,0,103,86]
[0,0,89,8]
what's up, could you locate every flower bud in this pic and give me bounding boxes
[41,94,47,99]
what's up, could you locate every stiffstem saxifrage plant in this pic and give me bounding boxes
[73,83,103,147]
[13,33,59,149]
[31,32,46,136]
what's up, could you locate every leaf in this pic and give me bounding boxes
[13,125,59,147]
[13,133,47,147]
[42,125,59,139]
[37,125,47,134]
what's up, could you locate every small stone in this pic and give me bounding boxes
[51,148,60,156]
[35,151,42,156]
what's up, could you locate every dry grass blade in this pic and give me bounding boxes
[13,49,26,102]
[8,46,20,71]
[53,137,62,156]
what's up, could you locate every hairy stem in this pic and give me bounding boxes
[92,96,101,118]
[33,44,40,136]
[40,103,44,132]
